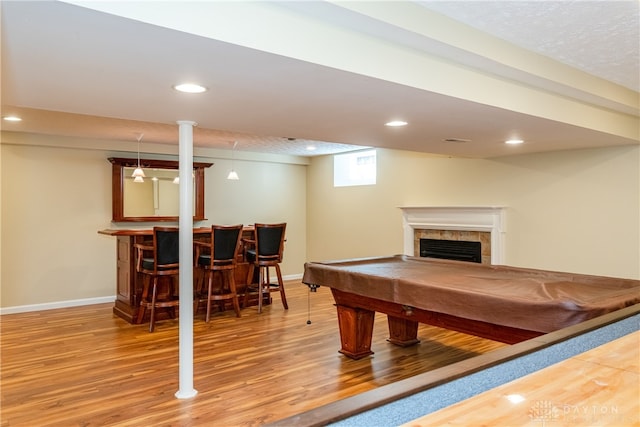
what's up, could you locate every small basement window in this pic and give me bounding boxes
[334,149,376,187]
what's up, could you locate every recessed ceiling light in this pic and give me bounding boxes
[505,139,524,145]
[173,83,207,93]
[3,115,22,122]
[385,120,408,127]
[306,145,317,151]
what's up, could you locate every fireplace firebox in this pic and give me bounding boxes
[419,238,482,263]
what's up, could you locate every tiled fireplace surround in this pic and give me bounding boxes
[400,206,506,265]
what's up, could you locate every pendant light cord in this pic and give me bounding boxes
[137,133,144,168]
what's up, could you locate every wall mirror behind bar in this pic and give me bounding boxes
[109,157,213,222]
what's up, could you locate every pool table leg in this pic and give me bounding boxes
[335,304,375,359]
[387,315,420,347]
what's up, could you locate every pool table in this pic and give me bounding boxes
[302,255,640,359]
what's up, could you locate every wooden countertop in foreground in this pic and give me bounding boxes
[402,330,639,426]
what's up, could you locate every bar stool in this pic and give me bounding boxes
[135,227,180,332]
[243,223,287,313]
[194,224,243,321]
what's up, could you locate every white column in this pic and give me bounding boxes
[175,120,198,399]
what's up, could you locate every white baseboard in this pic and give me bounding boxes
[0,274,303,316]
[0,296,116,315]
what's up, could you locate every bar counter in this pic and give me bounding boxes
[99,227,255,323]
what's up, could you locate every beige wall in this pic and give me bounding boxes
[307,146,639,279]
[1,144,114,307]
[0,136,307,309]
[2,135,638,310]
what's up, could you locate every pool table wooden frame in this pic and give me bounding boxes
[332,288,542,359]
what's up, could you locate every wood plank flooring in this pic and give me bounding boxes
[1,281,505,426]
[402,331,640,426]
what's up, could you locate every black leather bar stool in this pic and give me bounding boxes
[243,223,287,313]
[135,227,180,332]
[194,224,243,321]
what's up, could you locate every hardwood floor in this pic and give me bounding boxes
[1,281,505,426]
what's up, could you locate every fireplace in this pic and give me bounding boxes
[420,238,482,263]
[415,228,490,264]
[399,206,506,265]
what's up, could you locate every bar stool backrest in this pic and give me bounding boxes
[212,225,243,264]
[255,223,286,264]
[154,227,180,273]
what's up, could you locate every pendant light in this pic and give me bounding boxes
[227,141,239,180]
[132,134,145,182]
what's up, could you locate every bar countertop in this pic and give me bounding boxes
[98,227,210,236]
[98,225,254,236]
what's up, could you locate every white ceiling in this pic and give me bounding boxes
[419,1,639,92]
[1,1,638,158]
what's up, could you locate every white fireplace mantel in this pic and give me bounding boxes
[399,206,506,264]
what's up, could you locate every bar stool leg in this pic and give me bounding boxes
[243,264,255,308]
[137,276,150,325]
[258,267,264,314]
[228,271,241,317]
[149,278,158,333]
[275,264,288,309]
[206,271,213,323]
